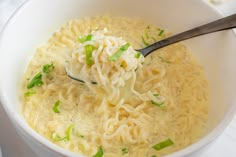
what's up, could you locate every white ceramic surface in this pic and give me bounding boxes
[1,0,236,157]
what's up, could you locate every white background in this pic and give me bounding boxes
[0,0,236,157]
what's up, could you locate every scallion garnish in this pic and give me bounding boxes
[78,34,93,43]
[158,56,171,63]
[120,43,131,51]
[152,138,174,151]
[93,146,103,157]
[151,101,165,108]
[151,37,157,42]
[108,43,131,61]
[80,135,84,138]
[27,72,43,89]
[145,26,150,39]
[24,90,36,97]
[52,132,66,141]
[153,93,160,97]
[151,155,157,157]
[52,100,60,113]
[85,45,95,65]
[42,62,55,76]
[65,124,74,141]
[135,51,142,59]
[158,29,165,36]
[121,148,128,155]
[141,36,150,46]
[51,124,74,142]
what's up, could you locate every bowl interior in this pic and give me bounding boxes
[1,0,236,156]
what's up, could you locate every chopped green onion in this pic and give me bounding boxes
[151,101,165,108]
[158,56,171,63]
[145,26,150,39]
[80,135,84,138]
[93,146,103,157]
[135,51,142,59]
[153,93,160,97]
[52,100,60,113]
[27,72,43,89]
[86,34,93,41]
[42,62,54,76]
[51,132,66,141]
[51,124,74,142]
[141,36,150,46]
[78,34,93,43]
[120,43,131,51]
[85,45,95,65]
[65,124,75,141]
[121,148,128,155]
[152,138,174,151]
[210,0,220,4]
[108,43,131,61]
[24,90,36,97]
[151,155,157,157]
[158,29,165,36]
[151,37,157,42]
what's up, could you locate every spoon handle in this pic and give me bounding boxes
[140,13,236,56]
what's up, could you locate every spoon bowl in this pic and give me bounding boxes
[67,13,236,83]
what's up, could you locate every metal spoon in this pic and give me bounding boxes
[66,13,236,83]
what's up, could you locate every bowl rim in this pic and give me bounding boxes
[0,0,236,157]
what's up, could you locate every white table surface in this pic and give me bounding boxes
[0,0,236,157]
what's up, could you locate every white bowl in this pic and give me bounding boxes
[1,0,236,157]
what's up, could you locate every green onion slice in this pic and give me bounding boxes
[27,72,43,89]
[145,26,150,39]
[158,29,165,36]
[153,93,160,97]
[51,133,66,141]
[135,51,142,59]
[151,101,165,108]
[108,43,131,61]
[85,45,95,65]
[25,90,36,97]
[52,100,60,113]
[121,148,128,155]
[158,56,171,63]
[141,36,150,46]
[80,135,84,138]
[42,62,55,76]
[120,43,131,51]
[93,146,103,157]
[152,138,174,151]
[78,34,93,43]
[65,124,74,141]
[52,124,74,142]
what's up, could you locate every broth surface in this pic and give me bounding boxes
[20,16,209,157]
